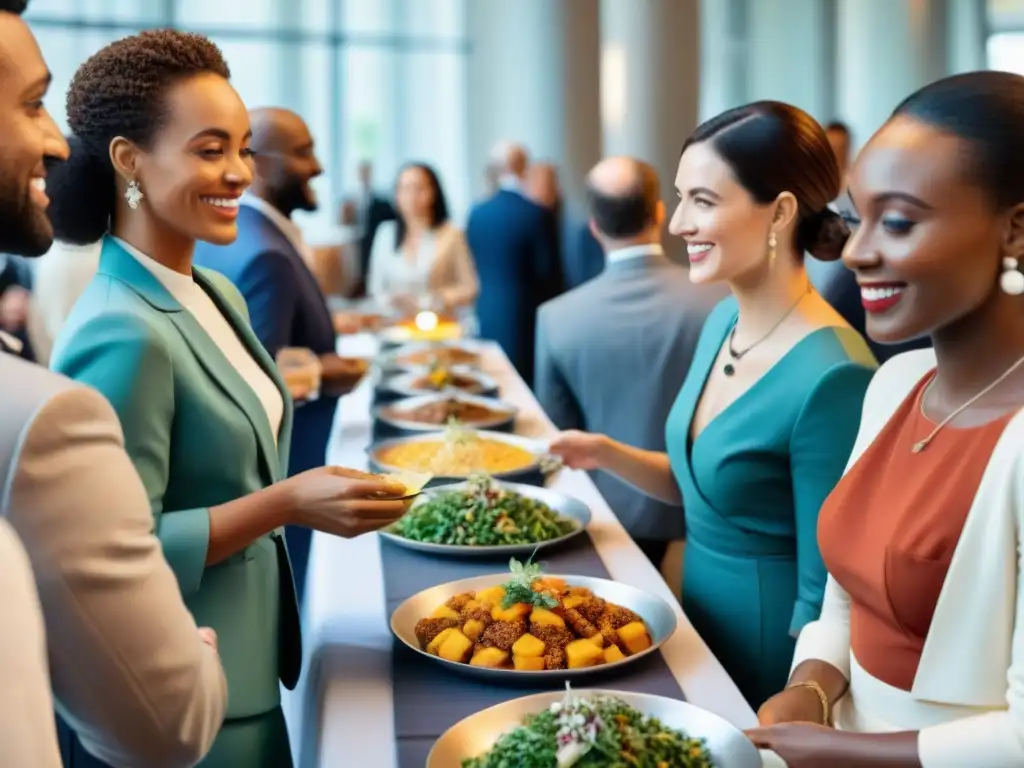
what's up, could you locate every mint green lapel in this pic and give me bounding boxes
[99,236,292,484]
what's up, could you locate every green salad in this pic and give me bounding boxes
[389,474,577,546]
[463,689,715,768]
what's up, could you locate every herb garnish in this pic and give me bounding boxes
[501,555,558,610]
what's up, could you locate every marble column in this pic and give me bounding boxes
[743,0,836,122]
[465,0,601,208]
[836,0,949,151]
[600,0,700,261]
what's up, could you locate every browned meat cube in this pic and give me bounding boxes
[480,620,527,651]
[414,617,459,647]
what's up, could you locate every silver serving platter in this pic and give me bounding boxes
[427,689,762,767]
[379,480,591,557]
[390,573,678,683]
[378,340,487,373]
[378,366,499,399]
[367,429,553,484]
[372,392,518,433]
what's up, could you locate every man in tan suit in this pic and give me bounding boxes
[0,3,227,765]
[0,519,61,767]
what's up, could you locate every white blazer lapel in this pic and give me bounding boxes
[912,408,1024,707]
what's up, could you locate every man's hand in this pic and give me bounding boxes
[0,286,29,331]
[319,353,369,395]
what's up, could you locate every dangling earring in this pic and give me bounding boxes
[768,232,778,265]
[125,179,144,210]
[1001,256,1024,295]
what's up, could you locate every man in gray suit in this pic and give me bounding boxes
[535,157,725,568]
[0,3,227,765]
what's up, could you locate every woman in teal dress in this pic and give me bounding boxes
[550,101,876,707]
[46,31,409,767]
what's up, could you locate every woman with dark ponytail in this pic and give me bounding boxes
[550,101,877,708]
[49,30,410,768]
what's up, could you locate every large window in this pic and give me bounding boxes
[24,0,470,239]
[989,0,1024,74]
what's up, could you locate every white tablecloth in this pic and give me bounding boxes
[282,335,758,767]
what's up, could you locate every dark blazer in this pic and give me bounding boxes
[536,247,727,540]
[194,203,337,604]
[359,195,395,288]
[466,189,559,384]
[562,218,605,290]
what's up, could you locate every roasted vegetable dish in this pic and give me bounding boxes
[414,559,654,672]
[381,397,510,427]
[389,475,576,546]
[463,688,714,768]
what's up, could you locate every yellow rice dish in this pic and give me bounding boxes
[377,437,536,476]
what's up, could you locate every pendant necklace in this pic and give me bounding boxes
[724,286,812,377]
[912,352,1024,453]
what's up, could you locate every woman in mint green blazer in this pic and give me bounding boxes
[550,102,877,708]
[47,31,407,768]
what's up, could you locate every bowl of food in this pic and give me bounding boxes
[367,427,557,486]
[381,476,590,556]
[378,366,499,400]
[390,559,677,682]
[374,393,518,433]
[383,340,484,372]
[428,686,761,767]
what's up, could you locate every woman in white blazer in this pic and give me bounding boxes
[366,162,478,314]
[747,71,1024,767]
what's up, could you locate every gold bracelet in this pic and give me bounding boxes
[787,680,831,725]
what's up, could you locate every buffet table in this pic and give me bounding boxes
[282,335,757,767]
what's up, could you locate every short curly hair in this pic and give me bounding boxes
[48,30,230,244]
[0,0,28,14]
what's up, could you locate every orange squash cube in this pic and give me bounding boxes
[469,647,508,668]
[514,655,546,671]
[566,638,604,669]
[511,633,546,658]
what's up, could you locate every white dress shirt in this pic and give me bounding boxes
[114,237,283,440]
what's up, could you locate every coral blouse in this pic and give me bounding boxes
[817,372,1013,691]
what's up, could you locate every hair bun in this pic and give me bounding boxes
[47,134,115,246]
[798,207,849,262]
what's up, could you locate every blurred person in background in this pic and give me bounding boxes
[467,141,560,384]
[355,159,395,295]
[25,238,101,364]
[367,162,478,317]
[525,161,568,297]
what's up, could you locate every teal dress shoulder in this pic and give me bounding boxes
[51,236,300,767]
[665,296,876,707]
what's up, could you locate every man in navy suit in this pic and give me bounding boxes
[466,143,559,385]
[194,107,350,603]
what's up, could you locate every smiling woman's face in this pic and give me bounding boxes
[842,115,1012,344]
[668,140,777,284]
[132,72,254,245]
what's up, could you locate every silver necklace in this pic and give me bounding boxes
[913,353,1024,453]
[724,287,811,377]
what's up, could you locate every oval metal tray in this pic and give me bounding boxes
[372,392,518,433]
[367,429,551,485]
[379,480,590,557]
[377,366,499,400]
[390,573,678,684]
[427,688,762,767]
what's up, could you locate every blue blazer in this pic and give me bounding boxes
[194,204,337,476]
[466,189,559,384]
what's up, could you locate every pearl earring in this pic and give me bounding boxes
[125,179,144,210]
[1001,257,1024,296]
[768,232,778,264]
